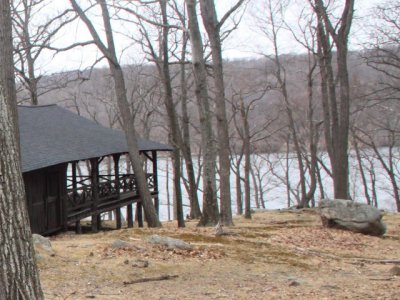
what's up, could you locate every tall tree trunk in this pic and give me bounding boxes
[299,52,318,208]
[199,0,233,226]
[70,0,161,227]
[234,155,243,215]
[313,0,354,199]
[352,132,372,205]
[0,0,43,297]
[159,0,185,227]
[285,133,292,207]
[250,166,260,209]
[179,28,202,219]
[186,0,219,226]
[240,96,252,219]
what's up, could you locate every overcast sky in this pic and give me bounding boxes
[34,0,386,74]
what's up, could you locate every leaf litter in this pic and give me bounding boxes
[40,210,400,299]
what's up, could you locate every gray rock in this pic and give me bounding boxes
[32,234,54,255]
[111,239,131,249]
[146,235,193,250]
[319,199,386,236]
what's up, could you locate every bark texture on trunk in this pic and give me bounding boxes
[159,0,185,227]
[199,0,233,226]
[179,28,202,219]
[186,0,219,226]
[0,0,43,298]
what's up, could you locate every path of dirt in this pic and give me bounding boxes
[38,209,400,299]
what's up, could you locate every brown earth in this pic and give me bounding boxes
[38,209,400,300]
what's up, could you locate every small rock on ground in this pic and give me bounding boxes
[146,235,193,250]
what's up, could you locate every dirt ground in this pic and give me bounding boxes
[38,209,400,300]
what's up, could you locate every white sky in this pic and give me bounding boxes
[32,0,386,74]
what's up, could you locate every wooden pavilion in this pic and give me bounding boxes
[19,105,171,235]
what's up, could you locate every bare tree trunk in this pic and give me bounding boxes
[235,167,243,215]
[266,1,319,208]
[356,130,400,212]
[240,96,252,219]
[166,157,171,221]
[299,52,319,208]
[199,0,233,226]
[178,28,202,219]
[231,153,244,215]
[186,0,219,226]
[0,0,43,297]
[250,166,260,209]
[369,164,378,208]
[159,0,185,227]
[285,133,292,207]
[352,132,372,205]
[70,0,161,227]
[316,161,326,200]
[256,170,266,209]
[313,0,354,199]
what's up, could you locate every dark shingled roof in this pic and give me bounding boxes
[19,105,172,173]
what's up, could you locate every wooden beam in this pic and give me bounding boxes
[152,151,159,215]
[114,154,121,229]
[91,158,99,233]
[136,202,143,228]
[142,151,154,162]
[97,214,102,230]
[127,204,133,228]
[75,220,82,234]
[115,208,122,229]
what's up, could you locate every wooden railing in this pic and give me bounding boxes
[66,173,155,221]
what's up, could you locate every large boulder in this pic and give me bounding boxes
[32,234,55,262]
[319,199,386,236]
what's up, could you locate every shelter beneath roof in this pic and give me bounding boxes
[18,104,171,235]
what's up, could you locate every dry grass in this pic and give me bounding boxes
[39,209,400,299]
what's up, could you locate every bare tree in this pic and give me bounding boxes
[312,0,355,199]
[186,0,219,226]
[364,2,400,101]
[69,0,161,227]
[230,86,274,217]
[12,0,75,105]
[0,0,43,297]
[354,105,400,212]
[157,0,185,227]
[198,0,247,225]
[172,0,202,220]
[255,0,320,208]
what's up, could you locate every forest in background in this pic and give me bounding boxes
[21,52,385,153]
[12,0,400,223]
[19,51,400,213]
[3,1,400,297]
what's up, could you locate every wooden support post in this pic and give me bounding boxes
[62,198,68,231]
[136,202,143,228]
[91,158,99,233]
[97,214,102,230]
[115,208,122,229]
[113,154,122,229]
[75,220,82,234]
[127,204,133,228]
[72,161,77,202]
[152,151,159,215]
[65,162,78,231]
